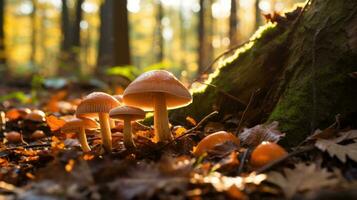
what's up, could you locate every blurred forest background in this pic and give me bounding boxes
[0,0,305,88]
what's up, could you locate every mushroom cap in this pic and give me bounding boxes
[61,118,99,133]
[25,110,46,122]
[123,70,192,111]
[109,106,145,121]
[76,92,120,118]
[113,95,123,104]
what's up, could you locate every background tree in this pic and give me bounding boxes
[197,0,213,75]
[97,0,113,70]
[0,0,6,69]
[255,0,261,30]
[154,0,164,63]
[229,0,238,47]
[112,0,131,66]
[30,0,37,65]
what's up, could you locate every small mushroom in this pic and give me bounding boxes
[123,70,192,142]
[76,92,120,152]
[109,105,145,150]
[4,131,22,143]
[61,118,99,152]
[193,131,240,157]
[250,141,287,168]
[25,110,46,122]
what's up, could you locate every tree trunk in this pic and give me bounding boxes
[229,0,238,47]
[112,0,131,66]
[61,0,71,52]
[255,0,261,30]
[97,0,113,70]
[0,0,5,66]
[154,1,164,63]
[171,0,357,147]
[72,0,83,49]
[30,0,37,64]
[197,0,213,75]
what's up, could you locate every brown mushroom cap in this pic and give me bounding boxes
[61,118,99,133]
[25,110,46,122]
[123,70,192,111]
[113,95,123,104]
[76,92,120,118]
[109,106,145,121]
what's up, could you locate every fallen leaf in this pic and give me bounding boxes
[266,163,341,199]
[315,141,357,163]
[239,121,285,147]
[46,115,66,132]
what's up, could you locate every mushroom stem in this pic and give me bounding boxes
[109,119,115,128]
[123,118,136,150]
[79,127,91,152]
[98,113,112,152]
[154,93,172,142]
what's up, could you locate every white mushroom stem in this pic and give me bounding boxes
[79,127,91,152]
[154,93,172,142]
[98,113,112,152]
[123,118,136,149]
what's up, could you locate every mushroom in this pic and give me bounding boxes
[193,131,240,157]
[123,70,192,142]
[109,105,145,150]
[76,92,120,152]
[61,117,99,152]
[250,141,287,168]
[25,110,46,122]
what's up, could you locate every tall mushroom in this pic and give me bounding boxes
[76,92,120,152]
[61,117,99,152]
[109,105,145,150]
[123,70,192,142]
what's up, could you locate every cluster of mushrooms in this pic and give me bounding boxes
[62,70,192,153]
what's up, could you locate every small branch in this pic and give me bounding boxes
[256,145,314,174]
[236,89,260,134]
[238,148,250,174]
[156,111,219,152]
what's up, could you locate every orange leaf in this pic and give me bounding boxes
[5,109,21,120]
[46,115,66,132]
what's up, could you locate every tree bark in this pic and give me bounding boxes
[112,0,131,66]
[197,0,213,75]
[30,0,37,64]
[255,0,261,30]
[0,0,5,66]
[97,0,113,70]
[154,1,164,63]
[171,0,357,147]
[229,0,238,47]
[61,0,71,52]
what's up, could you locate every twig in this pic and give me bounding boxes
[236,89,260,134]
[238,148,250,174]
[157,111,219,152]
[256,145,314,174]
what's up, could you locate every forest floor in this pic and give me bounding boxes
[0,85,357,200]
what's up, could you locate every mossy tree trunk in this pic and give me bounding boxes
[171,0,357,146]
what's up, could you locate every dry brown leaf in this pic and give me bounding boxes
[186,116,197,126]
[315,130,357,163]
[266,163,341,199]
[315,141,357,163]
[239,121,285,147]
[46,115,66,132]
